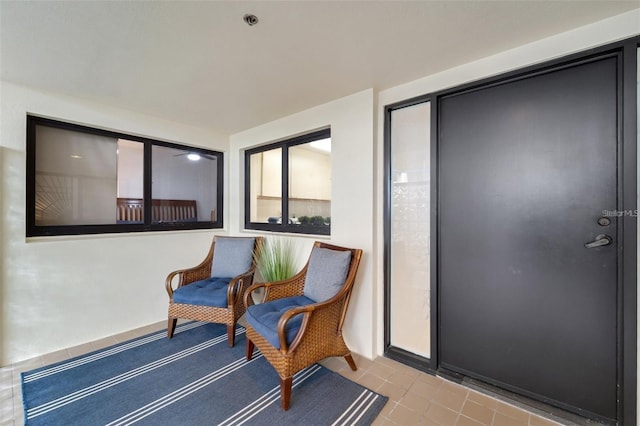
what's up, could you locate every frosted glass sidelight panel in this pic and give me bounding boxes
[389,101,431,358]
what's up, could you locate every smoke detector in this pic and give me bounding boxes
[243,14,259,26]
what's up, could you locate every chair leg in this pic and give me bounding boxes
[280,377,292,411]
[227,324,235,347]
[344,354,357,371]
[167,317,177,339]
[246,338,254,360]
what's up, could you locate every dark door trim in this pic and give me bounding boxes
[382,36,638,425]
[432,38,637,425]
[620,37,637,426]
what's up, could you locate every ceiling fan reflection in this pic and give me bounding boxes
[173,153,217,161]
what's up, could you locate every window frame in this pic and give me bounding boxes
[26,115,224,237]
[244,128,331,235]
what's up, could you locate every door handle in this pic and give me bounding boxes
[584,234,613,248]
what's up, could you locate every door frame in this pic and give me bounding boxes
[383,36,638,424]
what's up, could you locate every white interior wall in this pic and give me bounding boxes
[0,81,229,364]
[376,8,639,421]
[229,89,376,358]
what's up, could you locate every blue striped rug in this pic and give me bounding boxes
[22,322,387,425]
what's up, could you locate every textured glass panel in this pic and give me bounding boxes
[389,102,431,358]
[151,145,218,223]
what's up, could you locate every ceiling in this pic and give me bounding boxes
[1,1,638,135]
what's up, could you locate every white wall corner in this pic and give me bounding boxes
[229,89,377,358]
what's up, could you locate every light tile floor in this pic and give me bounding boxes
[1,321,573,426]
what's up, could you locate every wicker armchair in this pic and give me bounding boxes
[243,241,363,410]
[166,236,262,347]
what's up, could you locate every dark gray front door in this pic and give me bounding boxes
[439,55,619,422]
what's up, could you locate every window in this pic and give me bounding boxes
[26,115,223,236]
[385,100,432,363]
[245,128,331,235]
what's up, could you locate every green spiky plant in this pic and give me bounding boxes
[254,237,299,282]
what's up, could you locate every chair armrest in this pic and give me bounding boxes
[276,294,346,353]
[227,267,256,306]
[165,242,215,299]
[165,263,212,298]
[243,281,265,308]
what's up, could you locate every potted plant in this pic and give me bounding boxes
[298,216,310,226]
[254,236,299,282]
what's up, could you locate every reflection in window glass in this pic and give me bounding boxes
[245,128,331,235]
[117,140,144,197]
[34,125,123,225]
[27,115,223,236]
[151,145,219,223]
[248,148,282,224]
[289,140,331,230]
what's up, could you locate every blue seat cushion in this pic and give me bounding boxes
[172,277,232,307]
[245,295,315,349]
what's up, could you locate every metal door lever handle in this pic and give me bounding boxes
[584,234,613,248]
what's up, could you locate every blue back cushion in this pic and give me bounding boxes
[211,237,255,278]
[303,247,352,302]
